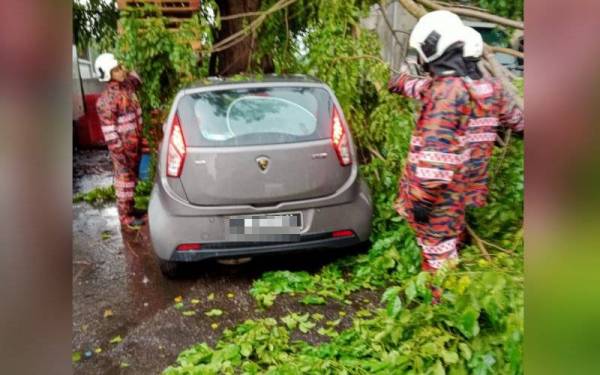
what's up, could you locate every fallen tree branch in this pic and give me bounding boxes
[328,54,403,74]
[397,0,428,18]
[482,48,523,110]
[437,1,491,13]
[480,237,513,254]
[478,60,492,78]
[493,129,512,176]
[219,10,264,21]
[466,224,492,261]
[368,146,386,161]
[495,133,506,147]
[489,46,525,59]
[415,0,524,29]
[378,1,406,52]
[210,0,297,53]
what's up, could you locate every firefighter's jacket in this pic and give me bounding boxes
[389,72,524,207]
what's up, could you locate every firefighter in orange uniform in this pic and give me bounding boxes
[95,53,145,227]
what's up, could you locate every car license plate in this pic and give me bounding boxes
[226,213,302,242]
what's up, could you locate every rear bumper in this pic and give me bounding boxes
[149,178,372,261]
[169,233,361,262]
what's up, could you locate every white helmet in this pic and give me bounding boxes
[94,53,119,82]
[462,26,483,59]
[409,10,465,63]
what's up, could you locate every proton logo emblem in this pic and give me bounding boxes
[256,156,270,172]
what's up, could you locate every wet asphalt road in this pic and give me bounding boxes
[72,149,375,374]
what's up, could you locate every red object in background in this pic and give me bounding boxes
[75,94,106,148]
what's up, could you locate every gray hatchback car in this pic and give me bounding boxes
[149,75,372,277]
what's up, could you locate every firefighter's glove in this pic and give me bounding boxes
[413,201,433,224]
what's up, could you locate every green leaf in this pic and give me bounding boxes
[430,360,446,375]
[240,343,252,357]
[301,295,326,305]
[204,309,223,317]
[442,350,459,365]
[311,313,325,321]
[298,320,316,333]
[110,335,123,344]
[381,286,401,304]
[281,315,297,329]
[458,308,481,338]
[386,296,402,318]
[182,310,196,317]
[405,281,417,302]
[72,352,81,363]
[458,343,472,360]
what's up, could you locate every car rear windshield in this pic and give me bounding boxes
[185,86,333,147]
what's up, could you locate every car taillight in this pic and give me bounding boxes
[330,106,352,166]
[166,113,186,177]
[332,230,354,238]
[176,243,202,251]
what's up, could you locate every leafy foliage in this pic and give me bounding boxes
[165,260,522,374]
[116,4,214,111]
[73,186,115,207]
[133,180,153,211]
[73,179,152,211]
[73,0,119,52]
[470,0,524,21]
[98,1,524,373]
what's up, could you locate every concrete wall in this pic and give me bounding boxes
[82,79,107,96]
[361,1,418,71]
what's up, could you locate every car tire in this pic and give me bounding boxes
[158,259,180,279]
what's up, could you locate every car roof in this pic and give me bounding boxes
[184,74,324,90]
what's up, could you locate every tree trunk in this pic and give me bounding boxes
[211,0,262,76]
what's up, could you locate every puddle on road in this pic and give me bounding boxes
[73,149,113,194]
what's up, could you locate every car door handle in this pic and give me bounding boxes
[311,153,328,159]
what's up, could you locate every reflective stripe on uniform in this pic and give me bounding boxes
[114,180,136,188]
[508,109,522,123]
[101,126,117,134]
[117,113,136,124]
[419,150,470,165]
[117,122,137,132]
[470,82,493,98]
[410,136,423,147]
[416,167,454,181]
[405,79,416,95]
[421,238,457,255]
[426,251,458,269]
[412,136,467,147]
[414,79,426,95]
[103,132,119,141]
[467,132,497,143]
[514,122,524,132]
[468,117,498,128]
[115,190,135,199]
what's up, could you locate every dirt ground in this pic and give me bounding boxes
[72,149,376,374]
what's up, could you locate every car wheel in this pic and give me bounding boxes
[159,259,180,279]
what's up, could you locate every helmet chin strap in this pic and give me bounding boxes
[426,44,469,77]
[465,59,483,80]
